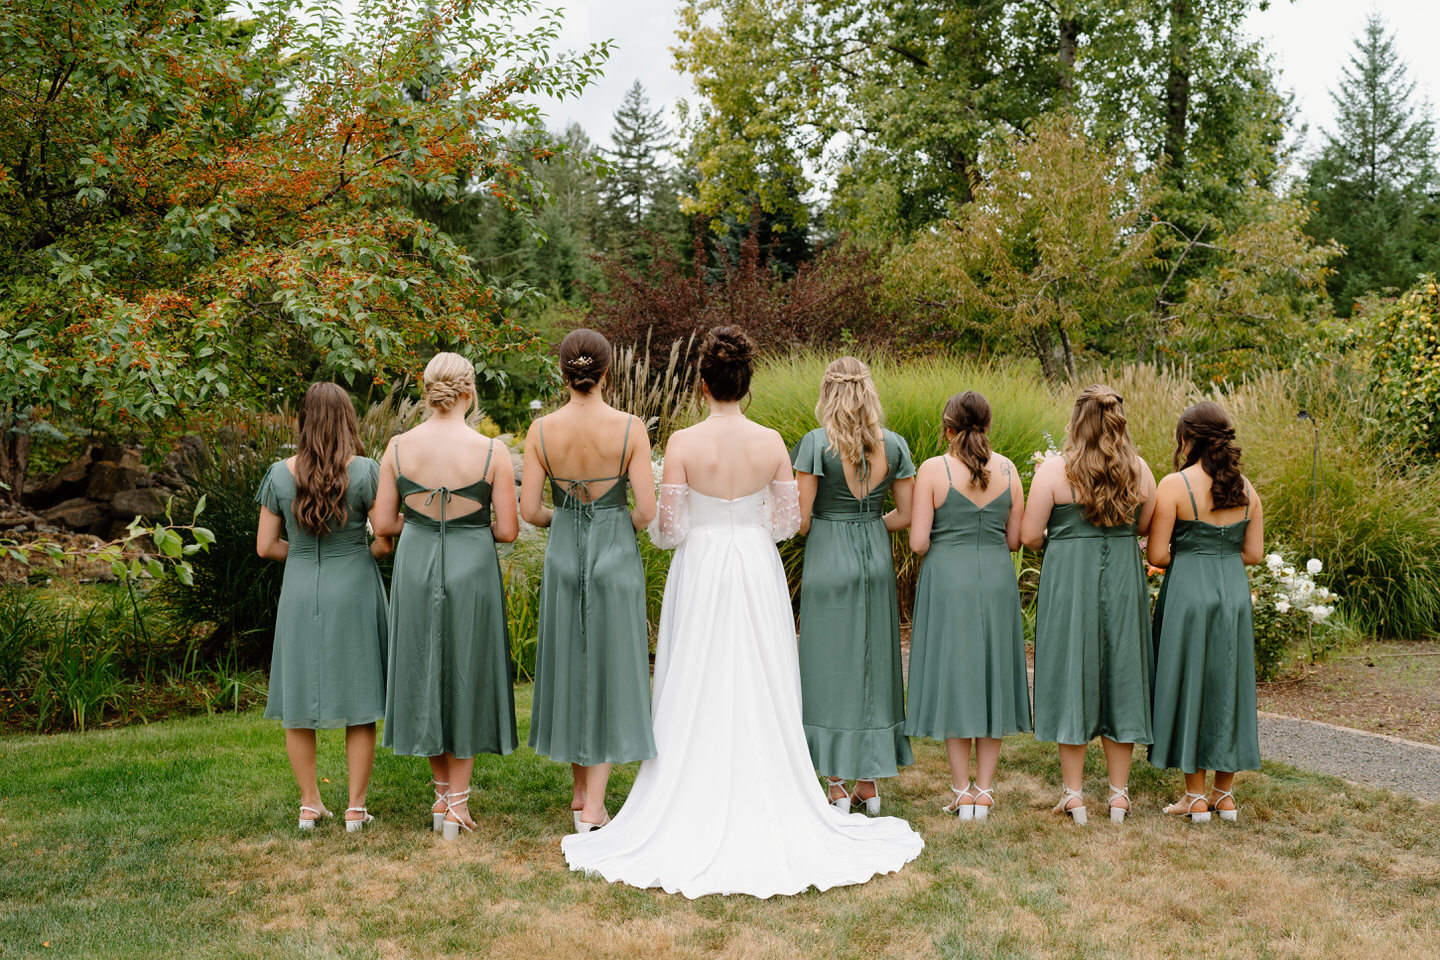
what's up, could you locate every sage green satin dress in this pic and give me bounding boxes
[529,419,656,766]
[256,458,388,729]
[382,443,518,759]
[792,428,915,779]
[1032,499,1154,747]
[905,460,1031,741]
[1149,475,1260,773]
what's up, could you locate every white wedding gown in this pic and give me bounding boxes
[561,481,924,899]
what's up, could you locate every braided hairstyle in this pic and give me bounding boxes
[1174,401,1247,510]
[558,328,612,393]
[292,383,363,537]
[422,352,476,414]
[699,326,755,401]
[942,391,993,489]
[1062,384,1145,528]
[815,357,883,471]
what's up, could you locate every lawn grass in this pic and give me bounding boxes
[1,687,1438,960]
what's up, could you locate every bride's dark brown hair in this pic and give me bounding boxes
[1062,384,1145,528]
[1174,401,1247,510]
[292,383,363,537]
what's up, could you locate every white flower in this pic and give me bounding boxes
[1275,598,1291,614]
[1308,604,1333,623]
[1307,558,1323,575]
[1282,566,1296,579]
[1266,553,1284,571]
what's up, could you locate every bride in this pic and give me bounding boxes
[561,326,923,899]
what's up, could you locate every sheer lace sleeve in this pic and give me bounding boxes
[762,480,802,542]
[648,483,690,550]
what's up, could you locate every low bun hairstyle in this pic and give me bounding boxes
[943,391,992,490]
[1062,384,1145,528]
[699,326,755,402]
[292,383,363,537]
[558,328,612,393]
[1175,401,1247,510]
[422,352,476,414]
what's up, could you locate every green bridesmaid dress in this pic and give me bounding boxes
[1149,475,1260,773]
[382,442,518,759]
[529,419,656,766]
[792,427,915,779]
[256,458,388,729]
[1032,492,1154,747]
[905,460,1031,740]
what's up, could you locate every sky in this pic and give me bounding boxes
[528,0,1440,160]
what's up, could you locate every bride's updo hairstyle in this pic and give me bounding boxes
[816,356,883,470]
[1062,384,1145,528]
[558,328,612,393]
[699,326,755,402]
[942,390,993,490]
[1174,401,1247,510]
[422,352,476,415]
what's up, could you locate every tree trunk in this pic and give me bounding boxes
[0,423,30,504]
[1058,325,1077,381]
[1163,0,1192,185]
[1030,326,1059,382]
[1058,14,1079,109]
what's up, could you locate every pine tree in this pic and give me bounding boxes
[601,80,674,250]
[1306,15,1439,314]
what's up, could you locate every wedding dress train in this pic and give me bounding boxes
[561,481,924,898]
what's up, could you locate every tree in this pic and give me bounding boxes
[0,0,608,500]
[600,81,674,244]
[1305,15,1439,315]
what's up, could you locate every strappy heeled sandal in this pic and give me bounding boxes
[971,785,995,822]
[1107,783,1131,824]
[1052,786,1088,825]
[345,807,375,833]
[943,781,976,820]
[431,780,450,832]
[1164,792,1212,823]
[441,789,475,841]
[1209,788,1238,823]
[297,804,331,831]
[851,779,881,815]
[575,812,611,833]
[826,777,852,814]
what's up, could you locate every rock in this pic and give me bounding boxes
[21,452,93,506]
[93,444,142,471]
[110,487,171,522]
[86,461,143,501]
[135,474,154,488]
[154,470,186,489]
[177,434,208,477]
[43,497,108,531]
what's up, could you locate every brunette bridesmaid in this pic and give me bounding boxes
[374,353,519,840]
[905,391,1030,820]
[1148,402,1264,822]
[255,383,391,831]
[793,357,915,814]
[1020,385,1156,825]
[520,329,657,832]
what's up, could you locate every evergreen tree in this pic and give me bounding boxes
[1306,14,1439,314]
[601,80,674,251]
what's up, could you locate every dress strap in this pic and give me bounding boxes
[537,418,552,476]
[618,417,633,476]
[941,456,954,488]
[393,441,402,477]
[1180,471,1201,520]
[1243,477,1251,519]
[482,438,495,480]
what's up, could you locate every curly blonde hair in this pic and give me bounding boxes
[816,357,884,472]
[422,352,476,414]
[1062,384,1145,528]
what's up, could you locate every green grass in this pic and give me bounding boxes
[2,688,1438,959]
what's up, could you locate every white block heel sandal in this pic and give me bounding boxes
[1107,784,1131,823]
[297,805,331,831]
[1210,788,1238,823]
[944,781,976,821]
[345,807,375,832]
[971,786,994,821]
[854,779,881,815]
[431,780,449,832]
[441,789,475,841]
[1164,792,1212,823]
[1053,787,1087,825]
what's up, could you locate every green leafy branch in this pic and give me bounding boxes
[2,497,214,586]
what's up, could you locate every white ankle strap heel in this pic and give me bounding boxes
[345,807,375,832]
[854,779,881,815]
[441,789,474,840]
[945,781,976,820]
[1165,792,1212,822]
[431,780,450,832]
[826,778,852,814]
[1107,783,1130,823]
[1211,788,1238,822]
[1054,787,1087,825]
[297,804,328,831]
[971,785,994,821]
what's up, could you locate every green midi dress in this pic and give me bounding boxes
[528,419,656,766]
[256,458,388,729]
[1032,498,1154,746]
[1149,475,1260,773]
[382,442,518,759]
[792,427,915,779]
[905,460,1031,741]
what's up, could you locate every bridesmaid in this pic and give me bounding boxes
[905,391,1030,820]
[1020,384,1156,825]
[374,353,519,840]
[793,357,915,814]
[1148,402,1264,822]
[520,328,657,832]
[255,383,391,831]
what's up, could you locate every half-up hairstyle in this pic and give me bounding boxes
[1062,384,1145,528]
[422,352,476,414]
[292,383,363,538]
[699,325,755,402]
[816,357,883,471]
[558,328,612,393]
[943,391,993,490]
[1175,401,1247,510]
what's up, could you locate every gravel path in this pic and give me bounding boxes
[1257,711,1440,801]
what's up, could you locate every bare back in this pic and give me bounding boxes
[384,419,500,520]
[663,416,792,500]
[532,403,640,502]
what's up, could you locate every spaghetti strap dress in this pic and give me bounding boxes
[529,418,656,766]
[1032,480,1154,747]
[256,458,388,729]
[792,428,915,779]
[905,460,1031,741]
[1149,474,1260,773]
[382,442,518,759]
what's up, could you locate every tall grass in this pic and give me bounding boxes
[605,333,702,447]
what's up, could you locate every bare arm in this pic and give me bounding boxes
[1004,458,1024,552]
[255,507,289,561]
[796,471,818,536]
[519,420,553,528]
[1241,480,1264,566]
[909,460,937,556]
[1020,458,1059,551]
[884,477,914,533]
[627,418,657,531]
[490,440,519,543]
[1146,475,1180,569]
[1135,457,1158,538]
[370,438,404,538]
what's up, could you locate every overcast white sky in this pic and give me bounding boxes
[530,0,1440,162]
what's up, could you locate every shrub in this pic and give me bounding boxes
[1357,275,1440,460]
[1250,549,1344,681]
